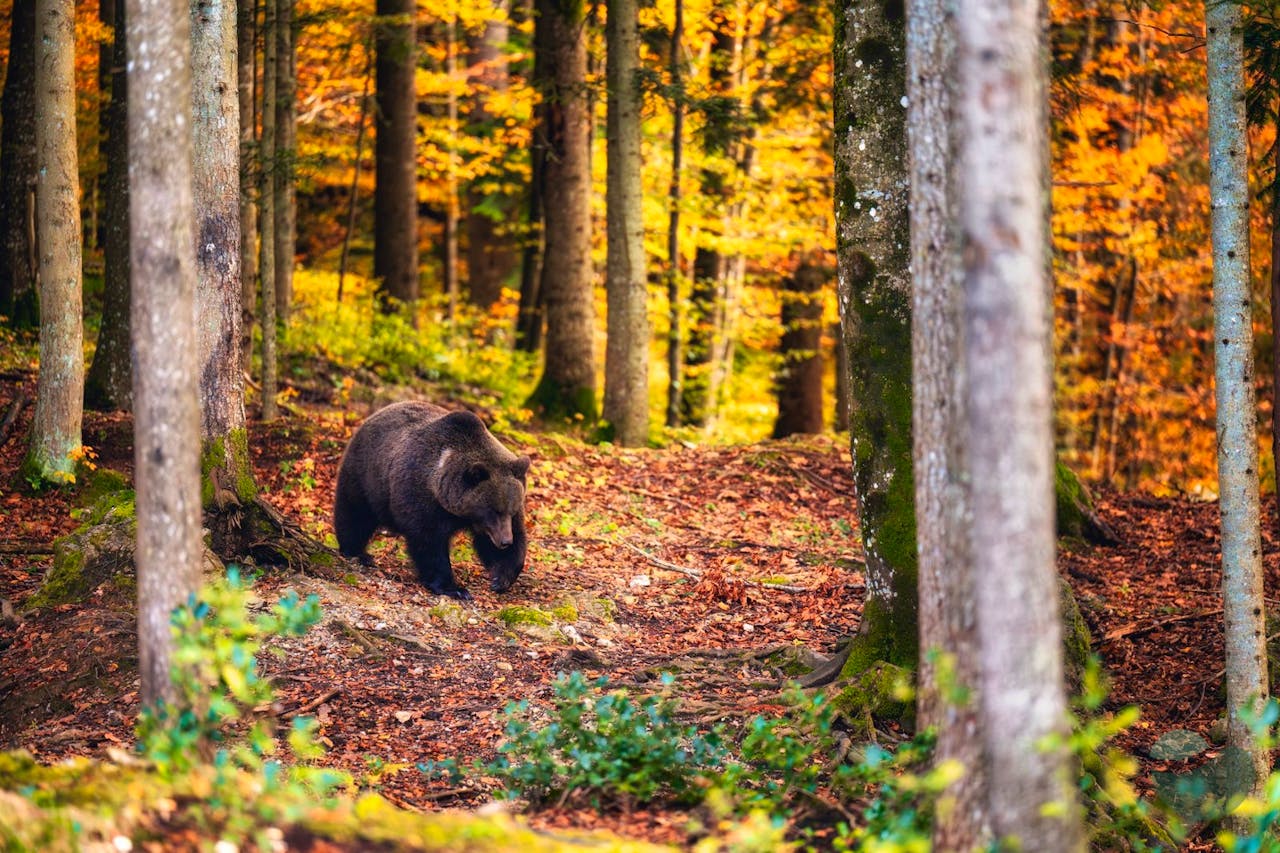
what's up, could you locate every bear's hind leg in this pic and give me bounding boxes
[334,494,377,567]
[407,537,470,601]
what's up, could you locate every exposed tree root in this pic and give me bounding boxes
[205,496,342,577]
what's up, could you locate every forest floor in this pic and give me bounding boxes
[0,365,1266,850]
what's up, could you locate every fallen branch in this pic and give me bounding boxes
[280,687,341,719]
[0,393,29,448]
[0,541,55,555]
[1102,607,1222,644]
[622,542,864,595]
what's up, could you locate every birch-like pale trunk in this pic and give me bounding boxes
[127,0,202,707]
[906,0,988,846]
[1206,0,1270,799]
[955,0,1082,846]
[28,0,85,484]
[603,0,650,446]
[192,0,254,501]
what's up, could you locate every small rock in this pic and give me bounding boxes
[628,575,650,589]
[495,661,513,672]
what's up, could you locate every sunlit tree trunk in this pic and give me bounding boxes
[664,0,685,429]
[273,0,296,322]
[374,0,419,309]
[956,0,1082,844]
[192,0,254,504]
[603,0,650,446]
[906,0,987,845]
[259,0,279,420]
[526,0,596,420]
[26,0,85,485]
[85,0,132,412]
[0,0,38,329]
[834,0,917,672]
[127,0,202,708]
[1207,0,1270,802]
[443,6,460,322]
[772,259,824,439]
[465,1,515,310]
[237,0,258,372]
[515,129,544,352]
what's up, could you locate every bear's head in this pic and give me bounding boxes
[449,455,531,592]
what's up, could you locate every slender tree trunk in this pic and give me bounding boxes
[664,0,685,429]
[1207,0,1270,803]
[907,0,987,846]
[956,0,1082,844]
[772,259,824,438]
[603,0,650,446]
[443,6,460,322]
[26,0,85,485]
[192,0,254,503]
[374,0,419,309]
[273,0,296,322]
[515,136,545,352]
[526,0,596,420]
[259,0,279,421]
[127,0,202,708]
[465,2,515,310]
[237,0,258,372]
[0,0,38,329]
[338,35,373,302]
[1270,185,1280,522]
[85,0,132,412]
[832,321,849,431]
[833,0,918,672]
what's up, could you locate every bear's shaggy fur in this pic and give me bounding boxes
[333,401,530,600]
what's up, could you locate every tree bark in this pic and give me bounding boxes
[85,0,132,412]
[192,0,254,503]
[1207,0,1270,803]
[772,259,824,439]
[26,0,85,484]
[833,0,918,672]
[0,0,38,329]
[237,0,258,372]
[374,0,419,309]
[443,8,460,322]
[259,0,279,420]
[664,0,684,429]
[956,0,1083,844]
[603,0,650,446]
[906,0,987,846]
[526,0,597,420]
[126,0,202,708]
[273,0,296,322]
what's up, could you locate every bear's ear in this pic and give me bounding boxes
[512,455,531,480]
[463,463,490,486]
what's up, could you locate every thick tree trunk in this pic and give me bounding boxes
[273,0,296,321]
[906,0,988,846]
[192,0,255,504]
[603,0,650,446]
[259,0,279,421]
[772,260,824,439]
[26,0,85,484]
[526,0,597,420]
[0,0,38,329]
[237,0,258,372]
[1271,188,1280,543]
[833,0,918,672]
[85,0,132,412]
[465,3,515,310]
[664,0,685,429]
[1206,0,1270,803]
[126,0,202,708]
[374,0,419,309]
[956,0,1082,844]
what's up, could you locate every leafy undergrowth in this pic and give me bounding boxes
[0,359,1275,850]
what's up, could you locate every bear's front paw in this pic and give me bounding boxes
[434,585,472,602]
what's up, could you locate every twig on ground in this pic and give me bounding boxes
[622,542,863,595]
[0,393,29,448]
[280,687,341,718]
[1101,608,1222,643]
[0,541,55,555]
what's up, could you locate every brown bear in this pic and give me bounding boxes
[333,401,530,600]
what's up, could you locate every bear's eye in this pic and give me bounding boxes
[464,464,490,486]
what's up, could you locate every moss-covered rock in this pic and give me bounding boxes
[1059,575,1093,692]
[25,494,136,611]
[1055,462,1118,545]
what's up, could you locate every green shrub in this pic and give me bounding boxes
[135,567,349,846]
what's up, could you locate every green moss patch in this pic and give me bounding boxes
[26,491,137,611]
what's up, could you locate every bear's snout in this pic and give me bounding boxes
[485,517,514,549]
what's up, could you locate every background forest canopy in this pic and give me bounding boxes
[0,0,1278,495]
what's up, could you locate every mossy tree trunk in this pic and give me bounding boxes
[833,0,918,675]
[127,0,202,706]
[192,0,256,508]
[27,0,85,485]
[526,0,597,421]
